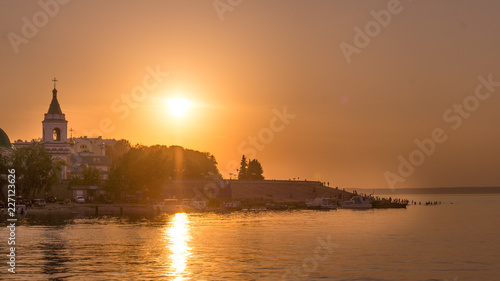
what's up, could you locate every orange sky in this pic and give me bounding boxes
[1,0,499,189]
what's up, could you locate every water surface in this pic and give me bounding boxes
[2,194,499,280]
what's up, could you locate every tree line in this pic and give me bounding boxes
[1,141,267,200]
[105,144,221,198]
[238,155,264,180]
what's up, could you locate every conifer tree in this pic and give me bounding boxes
[238,155,248,179]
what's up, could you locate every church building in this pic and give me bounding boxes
[13,79,113,181]
[41,81,72,179]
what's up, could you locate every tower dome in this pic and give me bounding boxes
[47,88,63,115]
[0,128,13,149]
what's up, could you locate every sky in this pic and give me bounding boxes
[1,0,499,189]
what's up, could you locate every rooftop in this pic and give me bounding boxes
[47,88,63,115]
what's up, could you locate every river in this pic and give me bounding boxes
[1,194,499,280]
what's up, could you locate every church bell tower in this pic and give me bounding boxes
[40,78,72,180]
[42,78,68,143]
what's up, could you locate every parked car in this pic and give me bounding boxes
[46,195,57,203]
[32,199,46,207]
[75,196,85,203]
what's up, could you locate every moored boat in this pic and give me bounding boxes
[154,198,208,213]
[340,196,372,209]
[154,199,184,213]
[306,197,338,210]
[224,201,242,211]
[182,199,207,211]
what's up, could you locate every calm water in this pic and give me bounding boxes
[1,194,499,280]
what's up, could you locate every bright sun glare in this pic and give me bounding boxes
[167,97,191,117]
[167,213,191,280]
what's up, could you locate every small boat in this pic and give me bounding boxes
[306,197,338,210]
[224,201,242,211]
[154,198,208,213]
[340,196,372,209]
[154,199,184,213]
[182,199,207,211]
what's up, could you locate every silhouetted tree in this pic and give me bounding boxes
[70,166,101,186]
[11,142,61,198]
[238,155,248,180]
[105,145,221,198]
[106,139,131,165]
[247,159,264,180]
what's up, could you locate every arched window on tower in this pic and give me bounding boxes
[53,128,61,141]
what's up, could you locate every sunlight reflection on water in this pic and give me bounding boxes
[166,213,191,280]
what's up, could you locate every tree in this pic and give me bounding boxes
[70,166,101,186]
[82,167,101,185]
[11,142,61,198]
[247,159,264,180]
[105,145,222,199]
[238,155,248,180]
[104,165,126,198]
[106,139,131,165]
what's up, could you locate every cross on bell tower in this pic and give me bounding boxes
[52,77,58,89]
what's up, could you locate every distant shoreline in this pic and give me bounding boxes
[351,186,500,195]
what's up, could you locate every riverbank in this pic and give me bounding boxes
[21,203,155,216]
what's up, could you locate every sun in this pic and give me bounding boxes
[167,97,191,117]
